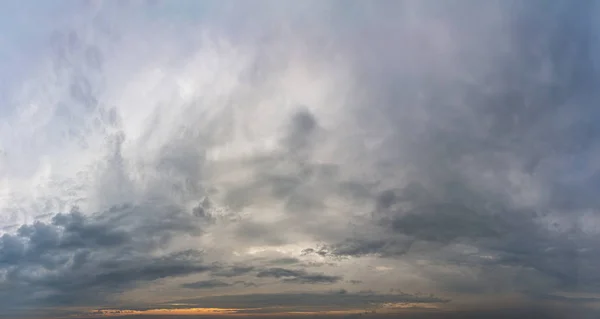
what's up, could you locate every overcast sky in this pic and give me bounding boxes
[0,1,599,318]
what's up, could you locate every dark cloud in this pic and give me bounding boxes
[283,108,318,154]
[257,267,342,284]
[302,236,413,259]
[233,280,258,287]
[191,197,216,222]
[257,267,306,278]
[181,278,260,290]
[182,279,231,289]
[0,203,209,312]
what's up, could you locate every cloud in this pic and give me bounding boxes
[169,291,449,313]
[283,274,341,285]
[0,203,210,312]
[0,0,600,318]
[182,279,259,290]
[256,267,342,284]
[182,279,231,289]
[211,266,255,278]
[269,257,300,265]
[530,293,600,304]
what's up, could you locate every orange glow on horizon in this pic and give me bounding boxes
[75,302,444,318]
[82,307,241,317]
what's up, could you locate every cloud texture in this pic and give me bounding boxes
[0,0,600,318]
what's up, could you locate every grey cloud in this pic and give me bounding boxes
[257,267,342,284]
[301,248,325,257]
[304,261,336,268]
[278,0,600,301]
[222,158,334,220]
[388,203,503,242]
[171,291,449,312]
[233,220,288,246]
[2,0,600,317]
[283,108,318,154]
[329,237,413,258]
[269,257,300,265]
[212,0,598,261]
[191,197,216,222]
[302,236,413,259]
[181,279,259,290]
[257,267,305,278]
[182,279,230,289]
[233,280,258,287]
[211,265,255,278]
[283,274,341,284]
[529,293,600,304]
[0,203,209,311]
[368,184,600,293]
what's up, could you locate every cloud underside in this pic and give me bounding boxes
[0,0,600,318]
[0,206,209,308]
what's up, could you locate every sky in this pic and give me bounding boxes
[0,0,599,318]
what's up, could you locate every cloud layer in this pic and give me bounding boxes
[0,0,600,318]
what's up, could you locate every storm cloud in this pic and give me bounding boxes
[0,204,210,311]
[0,0,599,318]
